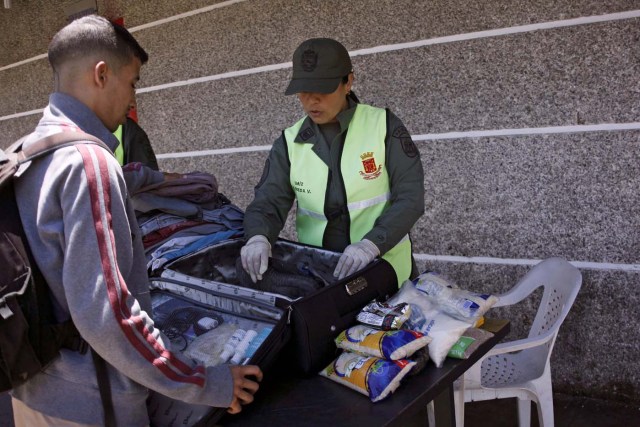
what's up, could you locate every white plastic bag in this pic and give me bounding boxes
[388,280,469,367]
[414,272,498,323]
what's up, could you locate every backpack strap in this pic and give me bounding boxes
[91,349,117,427]
[18,131,110,163]
[6,130,116,426]
[1,132,112,185]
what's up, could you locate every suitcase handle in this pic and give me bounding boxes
[344,277,368,296]
[335,259,397,316]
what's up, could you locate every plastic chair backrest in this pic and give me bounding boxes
[495,257,582,357]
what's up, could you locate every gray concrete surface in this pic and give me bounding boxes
[1,0,639,405]
[1,390,639,426]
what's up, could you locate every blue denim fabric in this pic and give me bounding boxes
[138,213,189,235]
[149,229,240,271]
[201,204,244,230]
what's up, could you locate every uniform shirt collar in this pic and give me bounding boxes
[294,96,359,144]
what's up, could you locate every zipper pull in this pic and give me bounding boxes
[287,306,293,324]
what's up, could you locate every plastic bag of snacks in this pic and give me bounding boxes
[319,351,415,402]
[356,301,411,330]
[447,327,494,359]
[414,272,497,323]
[335,325,431,360]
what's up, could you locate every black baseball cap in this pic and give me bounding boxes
[285,38,353,95]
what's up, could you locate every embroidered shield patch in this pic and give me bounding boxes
[301,49,318,72]
[393,126,418,158]
[362,157,377,174]
[359,151,383,180]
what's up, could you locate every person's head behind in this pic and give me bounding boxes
[48,15,148,132]
[285,38,354,125]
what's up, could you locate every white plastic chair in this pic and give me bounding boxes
[452,257,582,427]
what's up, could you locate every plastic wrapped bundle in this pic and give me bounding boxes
[320,351,415,402]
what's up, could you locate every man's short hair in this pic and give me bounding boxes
[48,15,148,72]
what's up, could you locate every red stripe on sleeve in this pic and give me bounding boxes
[77,144,206,385]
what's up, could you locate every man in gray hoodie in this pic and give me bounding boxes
[11,15,262,426]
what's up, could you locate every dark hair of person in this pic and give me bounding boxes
[342,73,359,103]
[48,15,148,73]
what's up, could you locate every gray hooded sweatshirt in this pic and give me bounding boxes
[11,93,233,426]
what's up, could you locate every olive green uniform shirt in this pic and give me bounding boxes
[244,98,425,255]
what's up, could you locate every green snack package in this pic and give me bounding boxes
[447,327,494,359]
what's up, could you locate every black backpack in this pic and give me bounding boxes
[0,132,108,391]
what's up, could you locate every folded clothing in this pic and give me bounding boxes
[148,229,240,272]
[134,171,218,204]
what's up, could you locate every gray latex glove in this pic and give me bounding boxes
[240,235,272,283]
[333,239,380,280]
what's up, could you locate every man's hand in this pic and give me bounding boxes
[240,235,271,283]
[227,365,263,414]
[333,239,380,279]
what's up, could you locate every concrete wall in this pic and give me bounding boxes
[1,0,639,403]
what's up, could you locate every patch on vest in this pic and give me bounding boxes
[359,151,383,180]
[301,49,318,72]
[299,127,315,141]
[393,126,418,158]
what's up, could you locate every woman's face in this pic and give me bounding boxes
[297,74,353,125]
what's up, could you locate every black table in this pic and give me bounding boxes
[221,319,510,427]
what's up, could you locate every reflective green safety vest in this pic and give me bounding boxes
[285,104,412,284]
[113,124,124,166]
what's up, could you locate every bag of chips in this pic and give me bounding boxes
[319,351,415,402]
[335,325,431,360]
[356,301,411,330]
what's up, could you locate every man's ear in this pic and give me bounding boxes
[93,61,109,88]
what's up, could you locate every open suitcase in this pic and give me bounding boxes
[146,237,398,427]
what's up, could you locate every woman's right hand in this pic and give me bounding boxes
[240,235,271,283]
